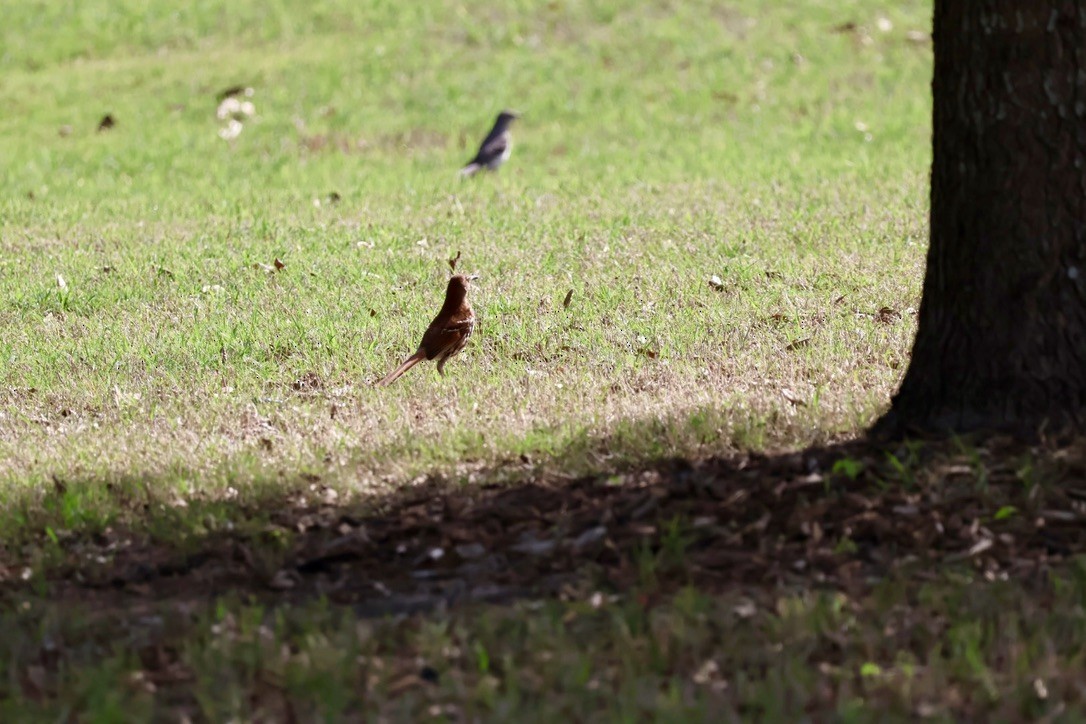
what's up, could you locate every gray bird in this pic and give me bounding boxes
[460,111,519,177]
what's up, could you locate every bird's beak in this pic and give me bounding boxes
[467,273,481,281]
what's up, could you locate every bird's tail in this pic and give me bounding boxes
[377,351,426,386]
[459,163,481,178]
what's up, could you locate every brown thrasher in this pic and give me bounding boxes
[377,274,478,386]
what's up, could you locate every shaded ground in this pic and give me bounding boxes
[4,435,1086,719]
[11,435,1082,616]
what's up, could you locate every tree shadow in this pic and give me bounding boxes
[3,412,1083,618]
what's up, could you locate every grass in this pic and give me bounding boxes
[0,0,930,522]
[6,563,1086,720]
[15,0,1079,720]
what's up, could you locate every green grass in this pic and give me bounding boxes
[6,571,1086,721]
[0,0,1004,718]
[0,0,930,523]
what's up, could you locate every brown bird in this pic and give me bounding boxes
[377,274,478,386]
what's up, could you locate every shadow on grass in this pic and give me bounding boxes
[4,416,1086,720]
[2,408,1083,618]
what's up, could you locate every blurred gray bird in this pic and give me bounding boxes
[460,111,519,177]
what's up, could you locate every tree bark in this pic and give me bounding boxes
[875,1,1086,437]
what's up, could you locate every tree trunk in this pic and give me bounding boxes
[876,1,1086,437]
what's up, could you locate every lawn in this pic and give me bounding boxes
[0,0,929,506]
[6,0,1079,720]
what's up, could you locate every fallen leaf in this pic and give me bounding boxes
[97,114,115,132]
[21,665,48,701]
[563,289,574,308]
[832,21,858,33]
[876,306,900,323]
[511,537,557,556]
[215,98,238,121]
[269,570,296,590]
[786,337,810,351]
[708,275,725,290]
[274,258,285,271]
[966,538,994,557]
[217,85,249,101]
[216,96,255,122]
[448,250,461,272]
[387,674,422,696]
[781,388,806,406]
[570,526,607,552]
[733,599,757,619]
[292,372,322,391]
[455,543,486,559]
[219,119,243,140]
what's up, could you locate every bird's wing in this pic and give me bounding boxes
[466,129,507,165]
[421,317,474,359]
[478,133,508,159]
[444,316,475,331]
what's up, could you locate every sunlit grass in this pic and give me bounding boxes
[0,1,945,716]
[0,0,931,535]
